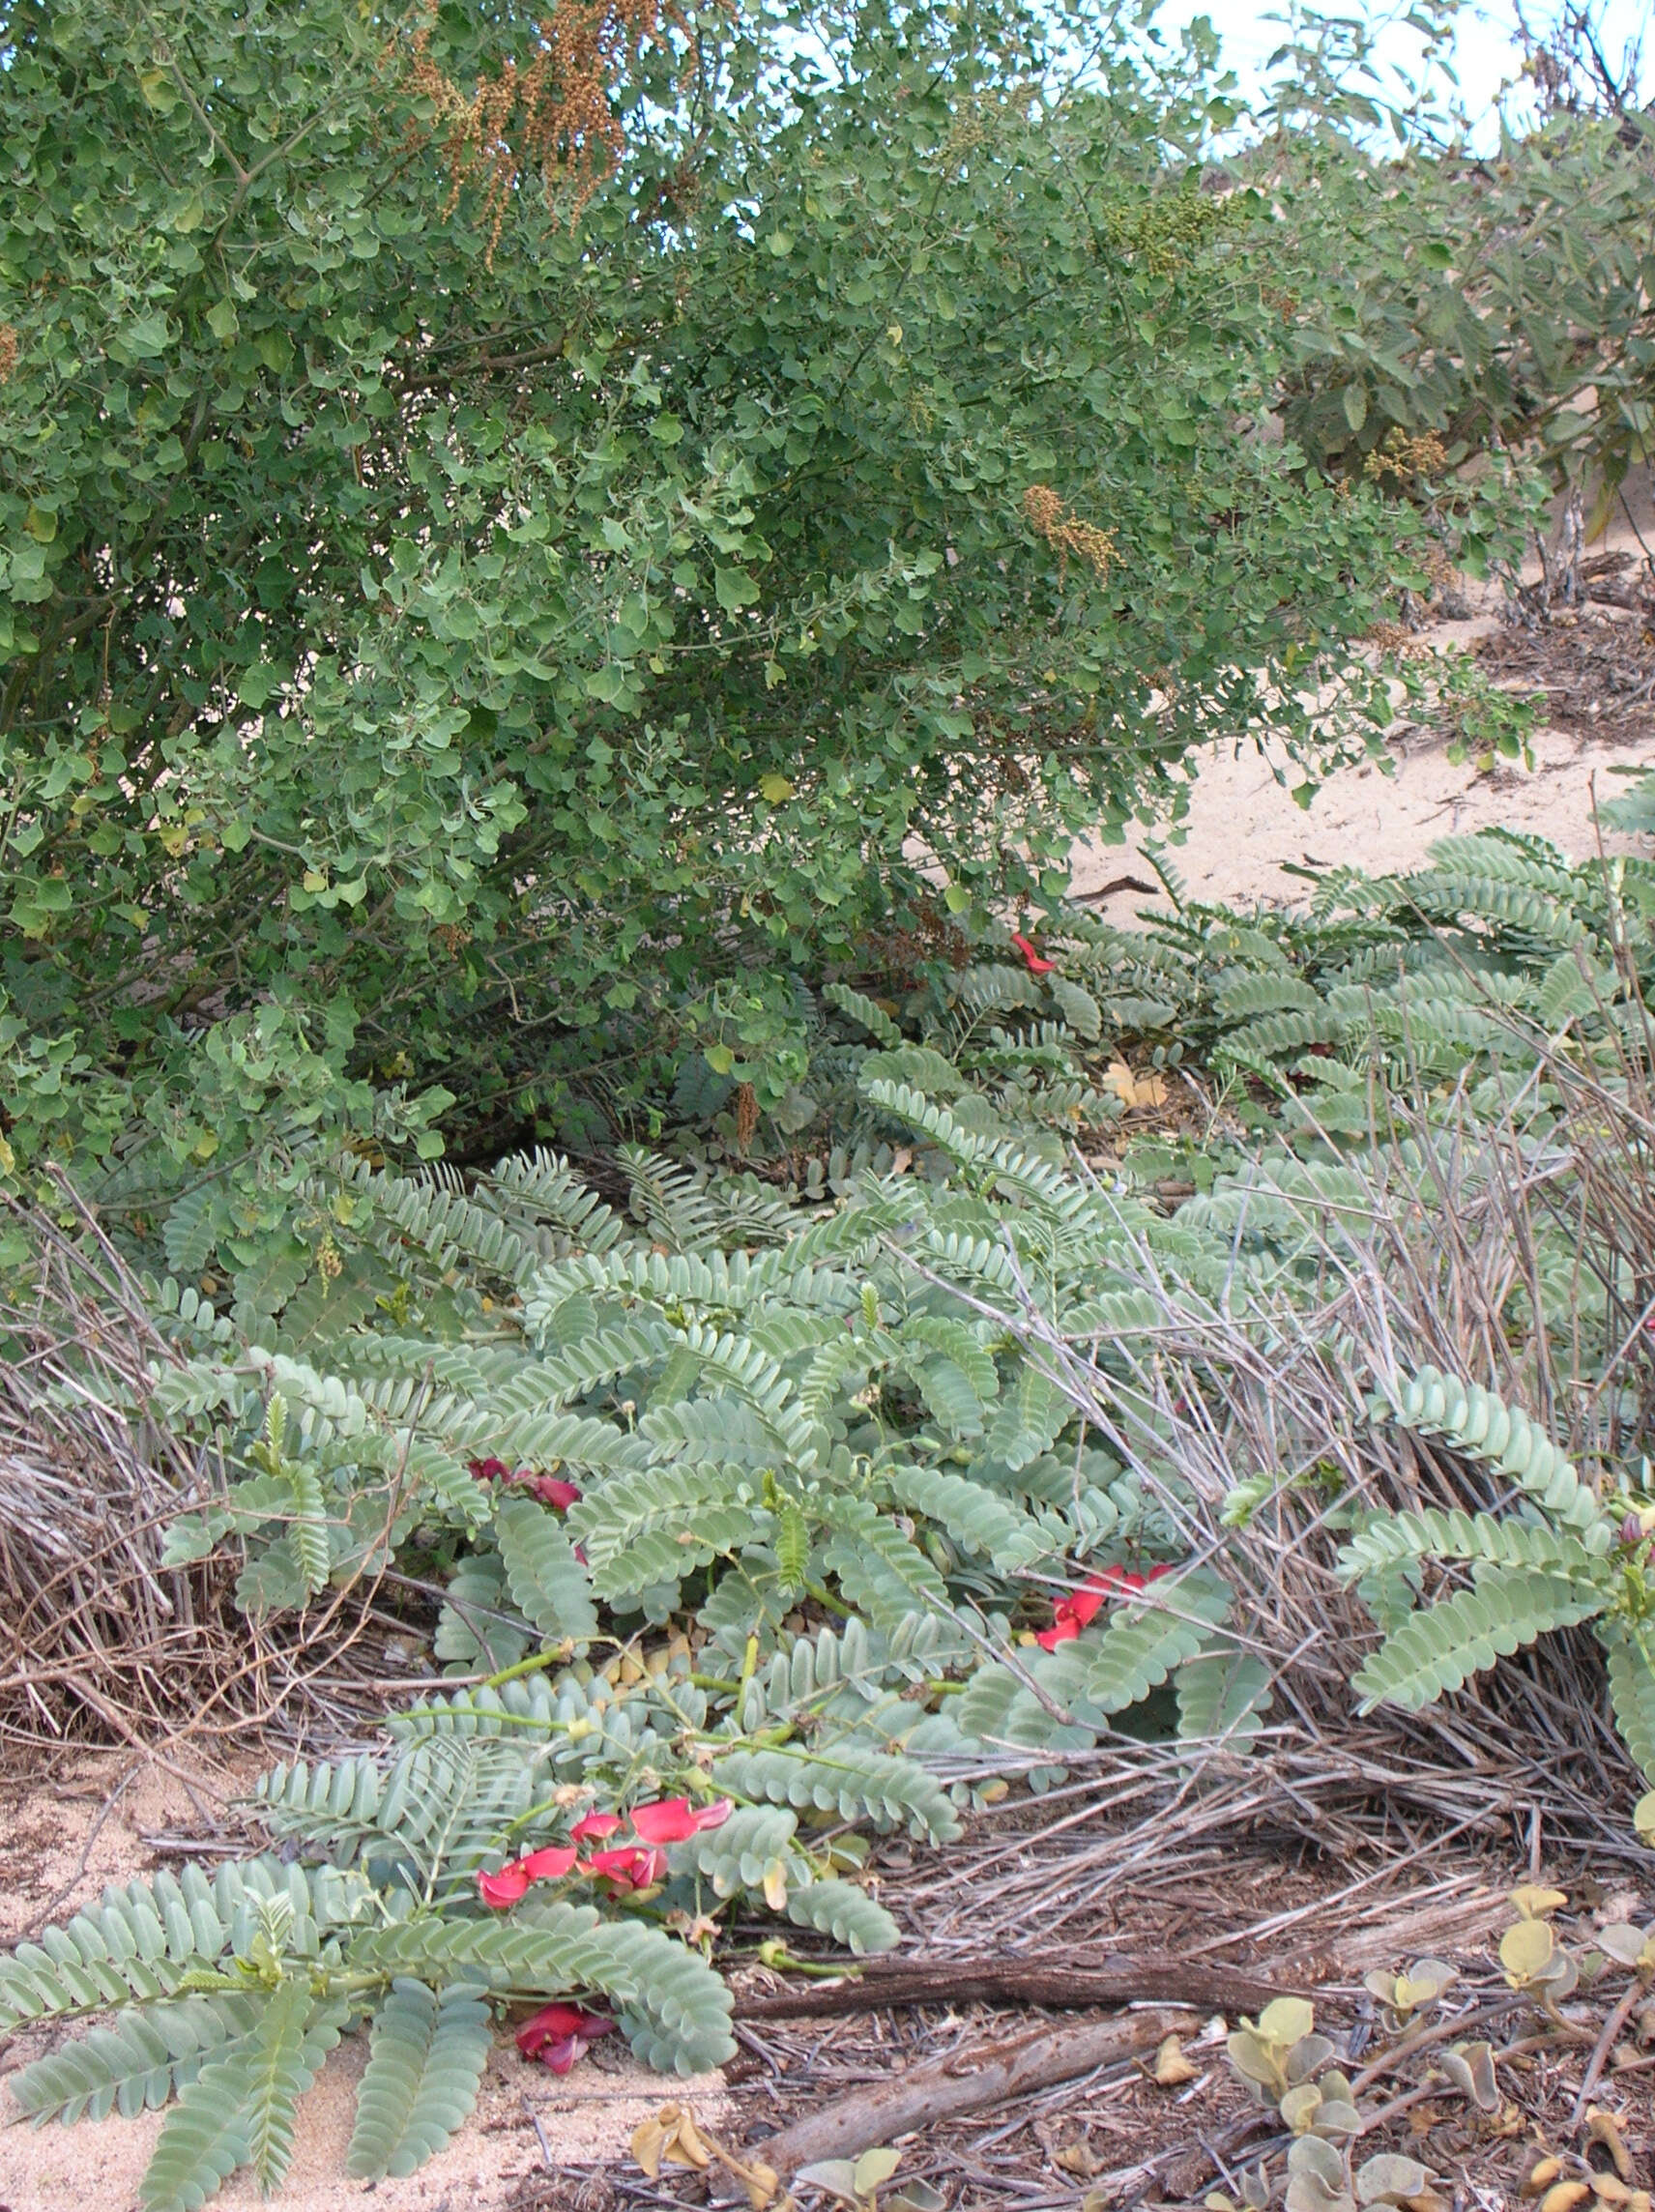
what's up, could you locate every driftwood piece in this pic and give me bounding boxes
[725,2004,1200,2186]
[734,1953,1282,2022]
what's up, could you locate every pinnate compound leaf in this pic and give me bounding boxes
[1176,1647,1273,1752]
[785,1879,901,1955]
[347,1979,492,2180]
[495,1494,598,1645]
[246,1978,338,2195]
[1602,1624,1655,1785]
[140,2040,256,2212]
[9,1995,258,2125]
[1351,1568,1603,1714]
[711,1744,962,1843]
[1083,1577,1231,1715]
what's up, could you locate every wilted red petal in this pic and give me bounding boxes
[570,1810,623,1843]
[519,1845,579,1883]
[530,1476,583,1511]
[1145,1562,1176,1584]
[692,1797,734,1833]
[478,1860,533,1909]
[1009,933,1057,976]
[628,1797,701,1845]
[468,1457,511,1484]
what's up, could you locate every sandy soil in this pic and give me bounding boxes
[1072,694,1655,912]
[1070,512,1655,913]
[0,1751,729,2212]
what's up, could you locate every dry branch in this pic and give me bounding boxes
[0,1190,412,1753]
[726,2005,1200,2186]
[734,1954,1282,2021]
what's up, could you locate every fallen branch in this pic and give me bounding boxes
[734,1954,1281,2021]
[724,2003,1200,2187]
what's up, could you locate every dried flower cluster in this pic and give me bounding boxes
[400,0,672,258]
[1022,483,1118,582]
[0,325,17,383]
[1363,424,1448,487]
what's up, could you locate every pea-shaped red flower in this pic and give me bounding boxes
[515,2002,614,2074]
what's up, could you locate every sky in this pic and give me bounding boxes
[1153,0,1649,138]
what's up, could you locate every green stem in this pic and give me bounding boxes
[804,1579,855,1621]
[482,1641,573,1692]
[755,1940,863,1980]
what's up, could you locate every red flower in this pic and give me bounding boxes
[1034,1563,1177,1650]
[477,1843,579,1908]
[519,1844,579,1882]
[515,2002,614,2075]
[628,1795,734,1846]
[583,1844,668,1894]
[570,1810,623,1844]
[1009,932,1056,976]
[478,1860,534,1909]
[467,1459,581,1512]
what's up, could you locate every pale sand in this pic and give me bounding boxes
[1071,509,1655,913]
[1070,695,1655,915]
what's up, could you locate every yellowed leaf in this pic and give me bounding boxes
[631,2105,712,2178]
[1511,1885,1569,1920]
[1586,2111,1634,2184]
[1154,2034,1198,2086]
[1104,1059,1169,1111]
[1250,1997,1312,2049]
[743,2161,780,2210]
[1539,2185,1592,2212]
[631,2115,669,2180]
[1501,1919,1557,1985]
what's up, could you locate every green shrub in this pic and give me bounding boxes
[2,0,1430,1179]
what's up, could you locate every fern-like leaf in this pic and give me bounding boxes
[347,1979,492,2180]
[1337,1507,1602,1582]
[785,1879,901,1955]
[1602,1624,1655,1786]
[243,1977,337,2196]
[495,1495,598,1645]
[711,1744,962,1844]
[1083,1579,1231,1715]
[1351,1568,1604,1713]
[1380,1367,1607,1539]
[1175,1649,1273,1755]
[9,1995,258,2126]
[140,2052,253,2210]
